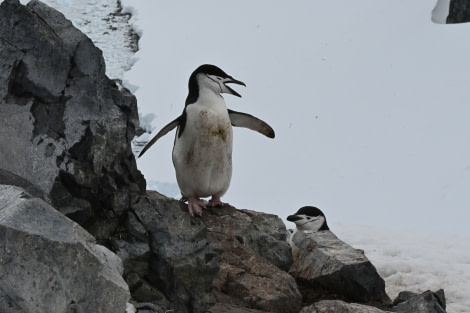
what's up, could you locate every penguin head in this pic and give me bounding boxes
[287,206,329,232]
[186,64,245,104]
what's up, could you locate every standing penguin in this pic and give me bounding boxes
[139,64,275,216]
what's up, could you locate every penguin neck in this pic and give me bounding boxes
[195,88,227,110]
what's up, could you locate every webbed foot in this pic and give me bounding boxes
[187,196,206,217]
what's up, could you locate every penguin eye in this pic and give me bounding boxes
[307,217,311,220]
[217,76,222,80]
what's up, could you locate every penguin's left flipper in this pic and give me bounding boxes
[228,109,275,138]
[138,116,180,158]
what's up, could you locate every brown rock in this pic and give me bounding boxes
[203,206,302,313]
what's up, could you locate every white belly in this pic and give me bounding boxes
[172,102,233,199]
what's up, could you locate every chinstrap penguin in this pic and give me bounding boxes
[287,206,329,232]
[139,64,275,216]
[287,206,329,260]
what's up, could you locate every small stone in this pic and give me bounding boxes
[392,290,447,313]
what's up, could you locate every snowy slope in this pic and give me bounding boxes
[17,1,470,312]
[334,223,470,313]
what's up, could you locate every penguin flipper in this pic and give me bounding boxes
[228,109,275,138]
[138,116,180,158]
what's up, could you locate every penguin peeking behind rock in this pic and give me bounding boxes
[138,64,275,217]
[287,206,330,232]
[286,206,329,260]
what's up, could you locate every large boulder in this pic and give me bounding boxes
[289,230,390,304]
[0,184,129,313]
[0,0,145,241]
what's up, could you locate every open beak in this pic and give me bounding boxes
[224,78,246,97]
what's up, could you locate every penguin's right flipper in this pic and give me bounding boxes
[138,116,180,158]
[228,109,275,138]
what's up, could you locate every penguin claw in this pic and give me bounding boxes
[187,197,206,217]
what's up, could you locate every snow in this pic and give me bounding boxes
[334,223,470,313]
[15,0,470,312]
[20,0,136,80]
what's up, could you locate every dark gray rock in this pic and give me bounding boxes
[434,289,446,310]
[125,272,170,306]
[241,210,293,271]
[289,230,390,304]
[113,238,151,279]
[447,0,470,23]
[111,236,159,305]
[203,206,302,313]
[299,300,389,313]
[130,301,166,313]
[392,290,418,306]
[0,0,145,241]
[0,289,23,313]
[0,169,48,202]
[209,303,273,313]
[0,184,130,313]
[392,290,446,313]
[130,191,223,313]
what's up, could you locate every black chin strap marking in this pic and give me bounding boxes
[205,74,223,93]
[298,216,320,227]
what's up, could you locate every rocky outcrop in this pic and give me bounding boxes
[0,0,145,242]
[114,192,301,313]
[0,0,144,311]
[289,230,390,304]
[0,184,129,313]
